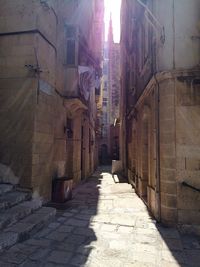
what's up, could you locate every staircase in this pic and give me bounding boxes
[0,183,56,250]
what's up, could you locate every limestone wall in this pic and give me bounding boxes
[159,74,200,228]
[0,32,37,188]
[159,78,177,224]
[0,0,57,46]
[127,72,200,228]
[0,0,101,201]
[72,115,82,184]
[0,1,64,200]
[127,85,158,219]
[175,75,200,230]
[154,0,200,71]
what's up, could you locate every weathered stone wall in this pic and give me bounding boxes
[0,1,65,200]
[127,86,158,219]
[131,74,200,228]
[72,114,82,184]
[32,88,66,200]
[155,0,200,71]
[53,95,67,179]
[127,120,136,184]
[120,0,200,233]
[32,90,54,200]
[175,76,200,230]
[0,0,57,46]
[158,74,200,228]
[0,0,102,201]
[0,32,37,187]
[159,78,177,225]
[137,91,157,218]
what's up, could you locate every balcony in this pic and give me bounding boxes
[63,65,95,114]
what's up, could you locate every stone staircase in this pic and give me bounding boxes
[0,183,56,250]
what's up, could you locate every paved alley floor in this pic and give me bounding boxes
[0,166,199,267]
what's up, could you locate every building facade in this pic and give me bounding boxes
[108,18,120,125]
[97,43,111,164]
[0,0,103,201]
[108,18,120,161]
[97,16,121,163]
[120,0,200,233]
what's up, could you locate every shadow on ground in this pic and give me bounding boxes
[0,165,199,266]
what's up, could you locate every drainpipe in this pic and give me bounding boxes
[154,74,161,222]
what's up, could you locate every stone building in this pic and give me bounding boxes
[108,17,120,161]
[97,43,110,164]
[0,0,103,201]
[108,17,120,125]
[97,16,120,163]
[120,0,200,233]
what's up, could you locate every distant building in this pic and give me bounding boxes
[108,17,120,125]
[108,17,120,161]
[97,16,120,163]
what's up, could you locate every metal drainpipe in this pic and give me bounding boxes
[154,74,161,222]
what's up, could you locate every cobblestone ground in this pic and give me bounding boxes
[0,166,200,267]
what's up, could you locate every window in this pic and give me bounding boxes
[138,20,151,72]
[103,98,108,106]
[67,40,76,65]
[103,113,108,122]
[66,24,78,66]
[103,101,107,107]
[103,64,108,74]
[103,81,107,91]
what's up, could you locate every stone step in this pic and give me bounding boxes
[0,191,31,211]
[0,207,56,250]
[0,184,14,196]
[0,199,42,230]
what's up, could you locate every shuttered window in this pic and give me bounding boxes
[66,25,78,66]
[66,40,76,65]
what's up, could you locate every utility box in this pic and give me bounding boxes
[52,177,73,203]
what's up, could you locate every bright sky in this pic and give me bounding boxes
[104,0,121,43]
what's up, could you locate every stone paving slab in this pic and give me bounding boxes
[0,184,14,196]
[3,201,37,223]
[0,191,30,211]
[0,166,200,267]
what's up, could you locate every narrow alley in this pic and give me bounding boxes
[0,166,199,267]
[0,0,200,266]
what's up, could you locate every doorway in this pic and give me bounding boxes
[100,144,109,165]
